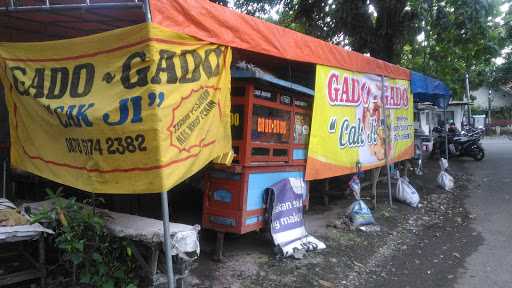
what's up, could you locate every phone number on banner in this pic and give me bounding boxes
[64,134,147,156]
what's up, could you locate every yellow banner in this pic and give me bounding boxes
[0,23,232,194]
[306,65,414,180]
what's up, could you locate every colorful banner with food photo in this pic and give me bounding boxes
[0,23,233,194]
[305,65,414,180]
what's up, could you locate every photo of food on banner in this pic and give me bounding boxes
[358,76,393,164]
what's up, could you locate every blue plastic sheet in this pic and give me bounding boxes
[411,71,452,109]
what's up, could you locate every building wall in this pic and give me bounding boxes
[415,105,466,134]
[451,105,465,130]
[434,104,465,131]
[472,86,512,110]
[415,110,433,135]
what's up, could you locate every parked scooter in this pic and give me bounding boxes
[432,126,485,161]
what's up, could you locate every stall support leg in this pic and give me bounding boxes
[214,232,225,262]
[444,107,449,162]
[380,75,393,207]
[150,245,159,278]
[403,161,411,179]
[323,179,330,206]
[39,235,46,288]
[371,168,381,210]
[160,191,175,288]
[2,160,6,199]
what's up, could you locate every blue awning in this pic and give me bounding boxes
[411,71,452,109]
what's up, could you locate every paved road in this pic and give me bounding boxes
[455,137,512,288]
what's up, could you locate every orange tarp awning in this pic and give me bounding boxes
[149,0,410,80]
[0,0,410,79]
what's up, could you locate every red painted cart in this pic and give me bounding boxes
[202,68,313,258]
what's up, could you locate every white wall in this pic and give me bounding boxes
[434,104,465,131]
[449,105,465,130]
[472,86,512,110]
[416,111,434,135]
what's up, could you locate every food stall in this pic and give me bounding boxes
[1,0,416,285]
[411,71,453,160]
[203,67,313,256]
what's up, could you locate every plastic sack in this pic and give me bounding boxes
[395,177,420,207]
[437,171,454,191]
[349,175,361,199]
[390,165,400,180]
[439,158,449,171]
[438,158,454,191]
[348,200,375,227]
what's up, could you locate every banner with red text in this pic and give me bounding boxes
[305,65,414,180]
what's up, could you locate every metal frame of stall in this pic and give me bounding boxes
[0,1,177,287]
[410,71,453,163]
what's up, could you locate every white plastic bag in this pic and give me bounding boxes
[390,166,400,180]
[349,175,361,199]
[348,200,375,227]
[439,158,449,171]
[395,177,420,207]
[437,171,454,191]
[346,175,375,227]
[438,158,454,191]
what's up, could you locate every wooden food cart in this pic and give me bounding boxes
[203,68,313,257]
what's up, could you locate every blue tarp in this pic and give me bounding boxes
[411,71,452,109]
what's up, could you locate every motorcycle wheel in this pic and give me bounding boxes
[471,146,485,161]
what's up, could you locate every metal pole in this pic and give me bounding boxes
[1,2,143,12]
[488,89,492,126]
[381,76,393,207]
[160,191,175,288]
[465,73,472,124]
[2,160,6,199]
[143,4,174,286]
[143,0,152,22]
[142,4,173,287]
[444,107,449,162]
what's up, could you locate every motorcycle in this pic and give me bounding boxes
[432,126,485,161]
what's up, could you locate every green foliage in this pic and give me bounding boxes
[493,55,512,86]
[471,104,487,115]
[228,0,507,98]
[493,105,512,120]
[401,0,506,100]
[34,189,139,287]
[493,5,512,87]
[229,0,417,64]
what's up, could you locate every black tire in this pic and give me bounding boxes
[472,146,485,161]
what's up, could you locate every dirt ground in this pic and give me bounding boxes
[1,155,477,288]
[186,157,479,288]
